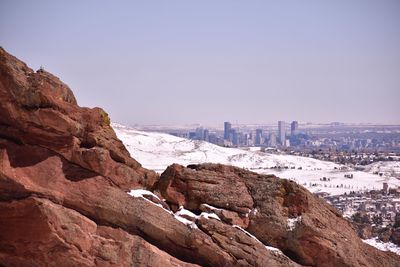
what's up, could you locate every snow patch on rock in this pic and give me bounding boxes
[128,189,160,200]
[175,206,198,219]
[174,214,198,229]
[287,216,302,231]
[202,203,223,211]
[200,212,221,221]
[128,189,172,213]
[233,225,283,255]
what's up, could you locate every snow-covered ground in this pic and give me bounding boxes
[363,161,400,178]
[113,123,337,171]
[362,238,400,255]
[264,169,399,196]
[113,123,400,196]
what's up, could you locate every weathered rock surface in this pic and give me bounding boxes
[0,47,302,266]
[195,216,299,267]
[0,139,300,266]
[0,197,198,267]
[0,47,157,190]
[157,163,400,267]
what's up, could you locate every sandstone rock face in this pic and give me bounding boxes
[0,47,158,190]
[0,197,197,267]
[0,48,302,266]
[157,163,400,267]
[0,139,299,266]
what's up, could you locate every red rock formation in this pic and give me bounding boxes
[0,139,299,266]
[0,47,301,266]
[157,163,400,267]
[0,47,157,190]
[0,197,198,267]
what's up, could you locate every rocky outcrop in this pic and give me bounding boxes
[0,197,198,267]
[157,163,400,267]
[0,47,301,266]
[0,139,299,266]
[0,47,157,190]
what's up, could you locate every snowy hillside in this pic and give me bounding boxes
[364,161,400,178]
[113,123,400,196]
[113,123,339,171]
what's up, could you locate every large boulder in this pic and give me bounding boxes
[156,163,400,267]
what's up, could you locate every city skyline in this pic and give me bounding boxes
[1,1,399,125]
[168,119,400,154]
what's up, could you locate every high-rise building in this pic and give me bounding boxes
[231,129,238,145]
[224,122,232,140]
[269,132,277,147]
[255,129,263,145]
[243,133,250,146]
[291,121,298,136]
[203,129,209,142]
[208,134,217,144]
[195,127,204,140]
[278,121,286,146]
[188,132,196,139]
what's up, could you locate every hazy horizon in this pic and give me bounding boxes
[1,1,399,125]
[115,121,400,129]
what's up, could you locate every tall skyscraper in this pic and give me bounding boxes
[231,129,238,145]
[255,129,263,145]
[269,132,277,147]
[203,129,209,142]
[224,121,231,140]
[291,121,298,136]
[278,121,286,146]
[243,133,250,146]
[195,127,204,140]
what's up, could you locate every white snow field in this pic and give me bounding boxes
[113,123,400,196]
[363,161,400,178]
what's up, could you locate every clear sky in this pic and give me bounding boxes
[1,1,399,125]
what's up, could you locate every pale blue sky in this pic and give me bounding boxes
[1,1,399,125]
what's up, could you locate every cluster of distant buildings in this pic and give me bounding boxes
[223,120,298,147]
[324,183,400,227]
[289,150,399,167]
[187,121,299,148]
[167,122,400,156]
